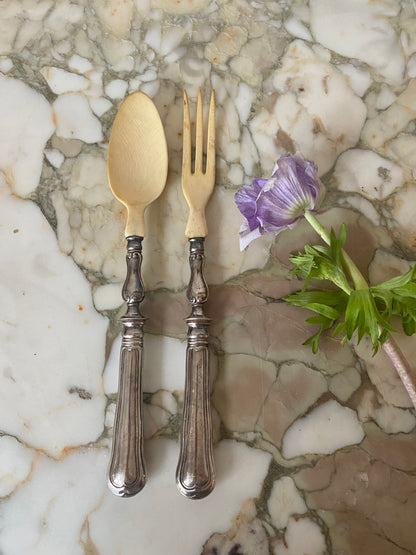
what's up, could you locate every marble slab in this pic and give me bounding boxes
[0,0,416,554]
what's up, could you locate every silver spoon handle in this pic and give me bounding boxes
[108,236,146,497]
[176,238,215,499]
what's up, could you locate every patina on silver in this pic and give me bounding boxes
[176,237,215,499]
[108,236,146,497]
[176,90,216,499]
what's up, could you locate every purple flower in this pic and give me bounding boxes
[235,153,325,249]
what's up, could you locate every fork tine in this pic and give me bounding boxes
[194,90,204,173]
[182,90,191,176]
[205,90,215,179]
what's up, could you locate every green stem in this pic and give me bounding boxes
[304,211,368,291]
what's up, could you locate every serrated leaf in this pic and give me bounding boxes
[403,316,416,336]
[339,223,347,246]
[284,226,416,355]
[313,245,331,257]
[305,314,335,331]
[330,224,346,264]
[372,266,416,290]
[393,283,416,297]
[303,332,320,354]
[289,227,352,295]
[345,289,394,350]
[284,289,348,308]
[332,320,346,338]
[289,252,314,276]
[372,288,393,311]
[305,303,342,319]
[285,289,348,354]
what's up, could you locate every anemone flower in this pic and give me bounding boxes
[235,154,325,249]
[235,152,416,412]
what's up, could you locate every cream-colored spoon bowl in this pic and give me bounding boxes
[108,91,168,237]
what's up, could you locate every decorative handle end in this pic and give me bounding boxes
[176,468,215,500]
[108,467,146,498]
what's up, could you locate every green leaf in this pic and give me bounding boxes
[330,224,346,265]
[371,288,393,314]
[313,245,331,257]
[332,320,346,338]
[403,315,416,336]
[345,289,394,351]
[289,227,352,295]
[285,228,416,355]
[372,265,416,290]
[289,251,314,277]
[370,265,416,338]
[284,289,348,353]
[289,250,350,293]
[284,289,348,308]
[302,303,341,319]
[303,314,336,354]
[393,283,416,297]
[305,315,331,326]
[303,331,321,354]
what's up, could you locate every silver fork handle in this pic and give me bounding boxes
[176,238,215,499]
[108,236,146,497]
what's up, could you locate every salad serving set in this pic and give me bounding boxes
[107,90,216,500]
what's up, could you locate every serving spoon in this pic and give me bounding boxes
[107,92,168,497]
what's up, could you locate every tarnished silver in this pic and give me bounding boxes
[176,237,215,499]
[108,236,146,497]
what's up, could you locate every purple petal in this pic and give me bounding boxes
[238,220,263,250]
[235,185,259,232]
[252,178,268,194]
[235,153,325,250]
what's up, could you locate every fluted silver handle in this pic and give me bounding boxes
[108,236,146,497]
[176,238,215,499]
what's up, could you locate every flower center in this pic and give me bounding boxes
[287,196,312,219]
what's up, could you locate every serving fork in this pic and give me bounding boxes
[176,90,216,499]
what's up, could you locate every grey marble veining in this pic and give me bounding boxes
[0,1,416,554]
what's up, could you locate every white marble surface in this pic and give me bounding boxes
[0,1,416,554]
